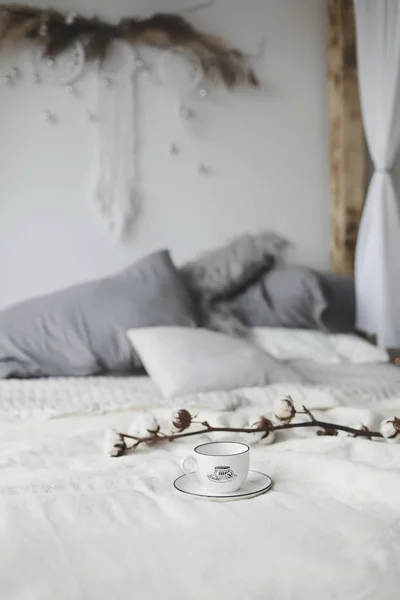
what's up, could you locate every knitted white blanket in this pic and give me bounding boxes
[1,355,400,420]
[0,384,399,599]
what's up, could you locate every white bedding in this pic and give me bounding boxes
[1,375,400,599]
[1,357,400,420]
[292,359,400,402]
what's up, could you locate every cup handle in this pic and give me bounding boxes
[180,456,197,476]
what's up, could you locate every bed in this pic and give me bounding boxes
[1,347,400,599]
[0,2,397,597]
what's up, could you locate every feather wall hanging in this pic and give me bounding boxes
[0,3,260,239]
[0,4,258,88]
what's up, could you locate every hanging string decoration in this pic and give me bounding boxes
[86,41,140,239]
[0,4,259,88]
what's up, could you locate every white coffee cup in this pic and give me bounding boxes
[180,441,250,493]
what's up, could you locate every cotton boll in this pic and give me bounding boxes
[262,430,275,445]
[274,397,295,421]
[127,412,159,444]
[172,409,193,432]
[248,428,275,445]
[247,415,275,446]
[352,421,367,431]
[104,429,126,457]
[349,422,372,438]
[380,418,400,443]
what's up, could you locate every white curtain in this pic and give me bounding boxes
[354,0,400,346]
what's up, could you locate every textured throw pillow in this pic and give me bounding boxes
[181,231,289,299]
[180,231,289,336]
[230,265,355,333]
[0,250,197,378]
[126,326,306,398]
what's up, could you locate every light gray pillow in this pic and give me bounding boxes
[230,265,355,332]
[230,266,326,329]
[126,326,306,398]
[318,272,355,333]
[0,250,197,378]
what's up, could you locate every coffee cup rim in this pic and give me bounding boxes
[194,441,250,456]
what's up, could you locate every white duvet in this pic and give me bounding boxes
[0,377,400,599]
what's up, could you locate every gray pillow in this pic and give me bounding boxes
[0,250,197,378]
[318,272,355,333]
[229,265,355,333]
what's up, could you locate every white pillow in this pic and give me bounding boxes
[126,326,303,398]
[329,334,389,364]
[249,328,340,364]
[249,327,389,365]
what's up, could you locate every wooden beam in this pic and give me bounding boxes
[328,0,365,277]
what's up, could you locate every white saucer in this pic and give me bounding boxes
[173,470,273,502]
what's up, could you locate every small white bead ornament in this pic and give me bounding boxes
[168,143,179,155]
[198,163,211,175]
[44,110,56,124]
[179,105,195,120]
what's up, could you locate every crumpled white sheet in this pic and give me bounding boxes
[0,385,400,599]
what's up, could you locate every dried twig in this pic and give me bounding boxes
[301,405,316,422]
[119,415,383,449]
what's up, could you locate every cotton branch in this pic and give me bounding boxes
[104,399,400,458]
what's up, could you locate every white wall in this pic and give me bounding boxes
[0,0,329,310]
